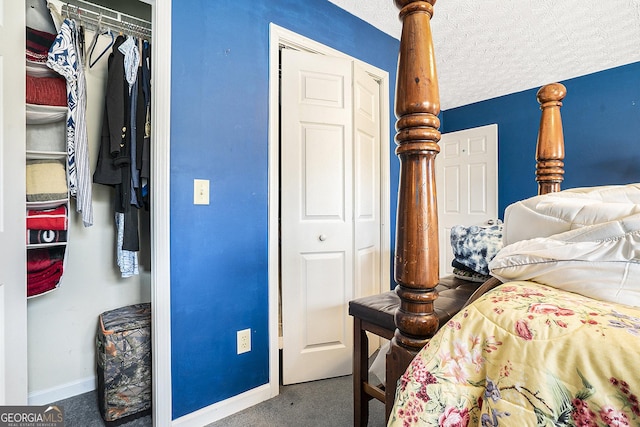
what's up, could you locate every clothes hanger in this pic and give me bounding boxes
[78,23,85,63]
[88,28,114,68]
[86,14,114,68]
[71,7,85,62]
[85,12,102,66]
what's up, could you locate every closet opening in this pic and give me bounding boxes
[24,1,161,424]
[269,24,391,389]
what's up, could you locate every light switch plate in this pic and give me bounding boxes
[194,179,210,205]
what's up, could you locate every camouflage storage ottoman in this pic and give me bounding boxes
[96,302,152,424]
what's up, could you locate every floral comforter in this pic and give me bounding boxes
[388,281,640,427]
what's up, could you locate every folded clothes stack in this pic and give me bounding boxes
[26,159,68,202]
[26,204,68,297]
[27,205,68,245]
[27,247,65,297]
[26,74,67,107]
[26,26,56,64]
[26,204,68,231]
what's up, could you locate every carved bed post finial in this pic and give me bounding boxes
[386,0,440,415]
[536,83,566,195]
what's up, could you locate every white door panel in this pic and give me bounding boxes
[281,50,382,384]
[0,0,27,404]
[301,124,346,218]
[437,124,498,276]
[353,64,381,355]
[281,49,353,385]
[353,63,380,302]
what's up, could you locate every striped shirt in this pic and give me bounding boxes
[47,19,93,227]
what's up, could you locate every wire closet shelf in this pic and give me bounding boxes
[61,0,151,40]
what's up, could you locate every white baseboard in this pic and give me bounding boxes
[27,376,278,425]
[28,376,96,406]
[172,383,277,427]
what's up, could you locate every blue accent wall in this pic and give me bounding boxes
[170,0,399,419]
[441,62,640,217]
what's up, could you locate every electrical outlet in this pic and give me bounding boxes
[237,328,251,354]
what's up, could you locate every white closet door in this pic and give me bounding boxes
[0,0,27,404]
[280,49,354,385]
[280,49,385,385]
[353,62,381,302]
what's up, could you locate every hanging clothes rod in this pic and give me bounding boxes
[60,0,151,40]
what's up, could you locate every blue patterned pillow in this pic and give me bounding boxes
[450,223,503,276]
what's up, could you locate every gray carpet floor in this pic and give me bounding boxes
[206,374,385,427]
[51,374,386,427]
[52,391,151,427]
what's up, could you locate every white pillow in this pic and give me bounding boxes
[489,213,640,307]
[503,183,640,245]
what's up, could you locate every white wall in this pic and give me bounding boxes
[26,28,151,404]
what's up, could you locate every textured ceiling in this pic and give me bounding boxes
[329,0,640,110]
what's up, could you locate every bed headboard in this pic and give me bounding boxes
[388,0,567,386]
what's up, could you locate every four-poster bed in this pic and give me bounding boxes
[353,0,640,425]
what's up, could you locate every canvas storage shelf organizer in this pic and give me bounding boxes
[25,24,70,299]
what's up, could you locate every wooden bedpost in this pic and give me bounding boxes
[536,83,566,195]
[386,0,440,416]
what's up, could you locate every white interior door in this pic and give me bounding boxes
[0,0,28,404]
[353,63,382,355]
[280,49,383,385]
[437,124,498,276]
[281,49,354,385]
[353,63,381,305]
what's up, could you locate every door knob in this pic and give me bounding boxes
[318,234,327,241]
